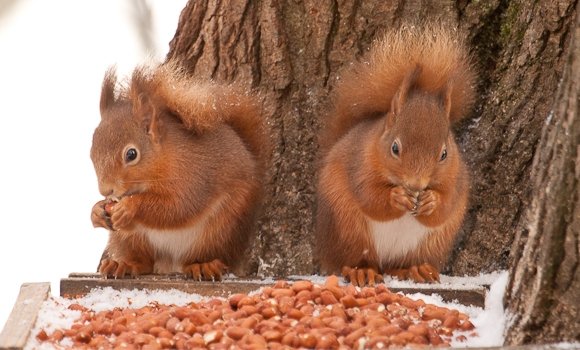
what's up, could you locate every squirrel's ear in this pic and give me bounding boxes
[440,81,453,120]
[133,93,162,144]
[130,67,163,143]
[100,67,117,115]
[390,64,422,116]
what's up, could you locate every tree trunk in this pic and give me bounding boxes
[451,0,578,276]
[504,8,580,344]
[163,0,578,341]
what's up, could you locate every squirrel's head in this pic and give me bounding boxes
[379,65,459,193]
[90,68,167,200]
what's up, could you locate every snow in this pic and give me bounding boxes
[0,0,186,330]
[380,270,506,291]
[25,271,510,349]
[450,270,508,347]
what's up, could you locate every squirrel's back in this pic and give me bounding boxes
[322,24,476,150]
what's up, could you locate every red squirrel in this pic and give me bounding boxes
[90,61,269,280]
[316,25,476,285]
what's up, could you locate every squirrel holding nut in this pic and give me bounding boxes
[90,61,269,280]
[316,25,476,285]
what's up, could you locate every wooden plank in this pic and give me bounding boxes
[389,287,487,307]
[0,282,50,350]
[61,273,268,299]
[61,273,487,307]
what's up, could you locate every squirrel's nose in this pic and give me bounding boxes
[98,181,114,197]
[405,178,429,193]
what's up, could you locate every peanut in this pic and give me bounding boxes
[299,333,318,348]
[291,280,313,292]
[408,323,429,337]
[443,314,460,328]
[460,319,475,330]
[340,295,358,309]
[320,290,339,305]
[281,331,300,347]
[228,293,245,308]
[225,326,248,340]
[325,275,340,287]
[270,288,295,298]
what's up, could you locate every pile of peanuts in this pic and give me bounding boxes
[36,276,475,349]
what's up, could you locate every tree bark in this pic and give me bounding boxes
[451,0,578,276]
[504,8,580,344]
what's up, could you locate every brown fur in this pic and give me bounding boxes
[91,61,269,278]
[316,24,474,283]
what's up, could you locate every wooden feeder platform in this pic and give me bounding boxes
[1,273,491,350]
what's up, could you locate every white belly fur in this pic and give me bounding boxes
[139,222,205,274]
[367,213,430,267]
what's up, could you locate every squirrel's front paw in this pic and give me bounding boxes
[390,186,417,212]
[341,266,384,287]
[183,259,228,281]
[109,198,138,230]
[91,200,112,229]
[415,190,440,217]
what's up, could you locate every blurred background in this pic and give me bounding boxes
[0,0,187,329]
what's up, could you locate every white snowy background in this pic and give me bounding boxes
[0,0,187,329]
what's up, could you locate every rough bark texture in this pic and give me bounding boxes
[164,0,577,280]
[504,8,580,345]
[451,0,578,275]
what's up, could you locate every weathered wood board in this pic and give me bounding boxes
[0,283,50,350]
[60,273,488,307]
[60,273,269,299]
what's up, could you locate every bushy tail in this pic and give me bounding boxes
[127,61,270,174]
[322,23,477,150]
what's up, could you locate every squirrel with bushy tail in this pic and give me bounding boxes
[316,24,477,286]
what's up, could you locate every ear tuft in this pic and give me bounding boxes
[100,67,117,115]
[130,67,162,143]
[390,64,422,116]
[441,81,454,120]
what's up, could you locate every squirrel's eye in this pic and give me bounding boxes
[125,148,139,163]
[391,141,400,157]
[440,148,447,161]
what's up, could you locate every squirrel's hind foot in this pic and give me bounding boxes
[98,259,152,279]
[385,263,440,283]
[183,259,228,281]
[341,266,384,287]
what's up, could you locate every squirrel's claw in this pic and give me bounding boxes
[91,200,113,230]
[390,186,416,212]
[417,263,440,282]
[99,258,131,279]
[109,199,137,231]
[98,258,150,279]
[415,190,439,217]
[184,259,228,281]
[384,263,440,283]
[341,266,384,287]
